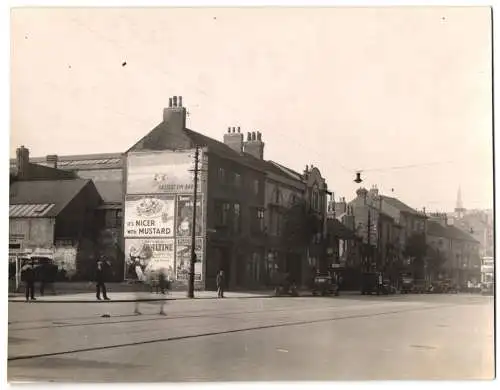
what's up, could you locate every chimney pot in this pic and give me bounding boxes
[237,126,241,133]
[173,96,178,107]
[257,132,262,141]
[247,132,251,141]
[252,132,256,141]
[228,127,231,133]
[179,96,183,107]
[169,98,173,107]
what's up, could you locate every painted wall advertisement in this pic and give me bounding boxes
[176,195,202,237]
[125,150,206,282]
[125,195,175,238]
[127,150,201,195]
[125,239,176,281]
[176,237,203,282]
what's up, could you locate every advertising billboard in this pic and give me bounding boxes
[125,195,175,238]
[124,238,175,281]
[127,150,199,194]
[176,237,203,281]
[176,195,203,237]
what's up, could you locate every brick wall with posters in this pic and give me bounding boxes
[124,150,206,288]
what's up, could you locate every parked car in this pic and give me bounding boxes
[481,282,494,296]
[412,279,427,294]
[312,273,339,296]
[400,276,414,294]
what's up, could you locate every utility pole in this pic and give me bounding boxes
[187,146,200,299]
[367,208,371,272]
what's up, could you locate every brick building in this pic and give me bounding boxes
[10,96,330,290]
[427,213,481,285]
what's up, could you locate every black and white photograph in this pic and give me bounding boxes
[4,2,495,385]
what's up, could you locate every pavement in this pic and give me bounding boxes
[8,290,277,303]
[8,293,495,382]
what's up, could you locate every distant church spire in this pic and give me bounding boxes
[455,186,466,218]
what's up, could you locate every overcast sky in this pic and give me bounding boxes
[10,7,493,212]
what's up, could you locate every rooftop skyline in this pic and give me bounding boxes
[10,7,493,212]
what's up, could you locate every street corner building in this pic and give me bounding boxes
[9,96,334,291]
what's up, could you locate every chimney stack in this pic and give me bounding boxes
[223,125,244,153]
[243,130,265,159]
[163,95,187,130]
[16,145,30,180]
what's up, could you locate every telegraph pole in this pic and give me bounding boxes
[187,146,200,299]
[367,208,371,272]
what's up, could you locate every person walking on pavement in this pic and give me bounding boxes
[21,260,36,302]
[133,267,167,316]
[216,269,225,298]
[95,259,110,301]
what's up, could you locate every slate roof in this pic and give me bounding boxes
[9,153,123,173]
[380,195,424,216]
[446,225,480,243]
[93,181,122,204]
[184,128,304,183]
[9,179,92,218]
[427,221,479,243]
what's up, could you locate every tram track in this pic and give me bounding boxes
[8,303,454,362]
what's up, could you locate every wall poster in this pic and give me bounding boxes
[125,195,175,238]
[127,150,200,195]
[176,237,203,282]
[124,238,175,281]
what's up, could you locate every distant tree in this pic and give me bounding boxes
[404,233,427,279]
[426,245,447,280]
[281,200,322,248]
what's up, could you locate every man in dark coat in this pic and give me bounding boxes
[95,259,110,301]
[21,261,36,302]
[216,270,225,298]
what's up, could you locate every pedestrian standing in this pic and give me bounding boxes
[95,260,110,301]
[216,269,225,298]
[21,261,36,302]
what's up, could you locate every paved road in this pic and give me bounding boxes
[8,294,494,381]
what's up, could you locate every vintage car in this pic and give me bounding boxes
[312,273,339,296]
[400,276,414,294]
